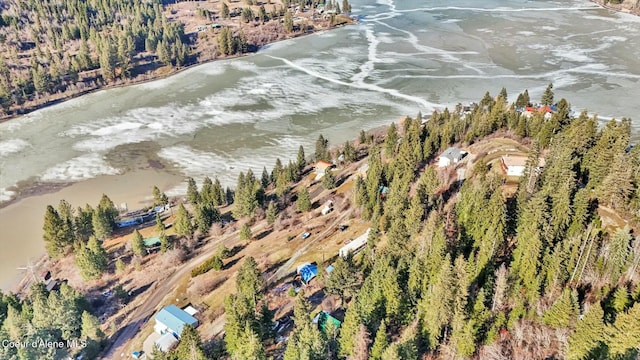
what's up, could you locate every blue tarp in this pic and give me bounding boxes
[299,264,318,284]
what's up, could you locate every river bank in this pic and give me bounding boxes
[0,169,184,291]
[0,19,354,125]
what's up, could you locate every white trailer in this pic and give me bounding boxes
[339,228,371,258]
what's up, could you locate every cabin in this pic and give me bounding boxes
[154,304,199,338]
[500,155,528,177]
[315,160,335,176]
[438,147,467,167]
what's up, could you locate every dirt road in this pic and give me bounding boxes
[100,229,242,359]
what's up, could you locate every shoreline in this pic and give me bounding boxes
[0,24,353,126]
[590,0,640,15]
[0,169,185,292]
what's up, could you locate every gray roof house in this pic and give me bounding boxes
[438,147,467,167]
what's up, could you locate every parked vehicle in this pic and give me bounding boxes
[301,232,311,239]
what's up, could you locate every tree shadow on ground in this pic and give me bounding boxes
[224,257,241,270]
[255,228,273,240]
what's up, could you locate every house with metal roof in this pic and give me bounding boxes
[437,147,467,167]
[154,304,199,338]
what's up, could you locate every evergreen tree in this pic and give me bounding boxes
[153,186,169,206]
[240,223,252,241]
[258,5,268,23]
[155,212,165,233]
[541,83,554,106]
[213,177,226,206]
[195,203,218,235]
[419,254,455,348]
[600,153,633,211]
[542,288,578,328]
[511,192,548,303]
[499,86,508,100]
[272,158,284,184]
[343,140,357,163]
[97,194,118,229]
[234,326,267,360]
[296,187,312,212]
[174,204,194,238]
[236,257,264,307]
[611,286,630,314]
[43,205,71,257]
[605,302,640,357]
[266,201,278,225]
[261,166,270,189]
[322,168,336,190]
[297,145,306,174]
[87,235,108,272]
[384,122,398,157]
[404,194,424,237]
[285,292,327,360]
[99,41,116,82]
[75,237,107,281]
[187,177,200,204]
[567,302,605,360]
[92,207,113,240]
[233,170,261,218]
[607,226,632,282]
[325,256,360,308]
[315,134,330,161]
[370,320,388,360]
[201,176,214,205]
[115,258,126,274]
[174,325,207,360]
[160,232,170,253]
[74,205,94,243]
[359,129,367,144]
[131,229,145,256]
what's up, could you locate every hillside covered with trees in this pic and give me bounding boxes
[210,87,640,359]
[30,86,640,359]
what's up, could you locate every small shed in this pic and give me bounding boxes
[438,147,467,167]
[321,200,334,215]
[143,236,161,247]
[154,304,199,338]
[313,311,341,334]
